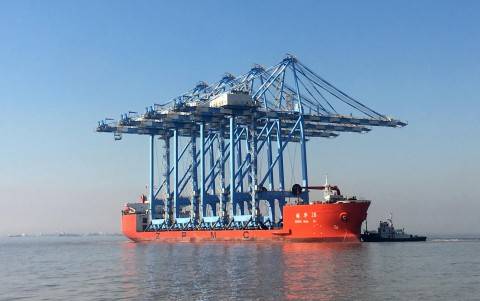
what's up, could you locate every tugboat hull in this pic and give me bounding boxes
[361,233,427,242]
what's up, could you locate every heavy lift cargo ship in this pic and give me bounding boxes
[97,55,406,242]
[122,184,370,242]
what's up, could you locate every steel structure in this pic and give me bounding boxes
[97,54,406,230]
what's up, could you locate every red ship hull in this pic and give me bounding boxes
[122,201,370,242]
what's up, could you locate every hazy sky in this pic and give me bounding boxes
[1,1,479,235]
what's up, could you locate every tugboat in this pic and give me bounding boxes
[361,213,426,242]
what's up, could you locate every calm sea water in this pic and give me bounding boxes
[1,235,479,301]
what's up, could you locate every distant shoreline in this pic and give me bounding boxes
[3,232,123,238]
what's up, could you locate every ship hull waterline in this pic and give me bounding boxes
[122,202,370,243]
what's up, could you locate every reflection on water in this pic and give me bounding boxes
[1,236,479,300]
[117,239,480,301]
[281,243,369,300]
[118,241,372,300]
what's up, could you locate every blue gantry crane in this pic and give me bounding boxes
[97,54,406,230]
